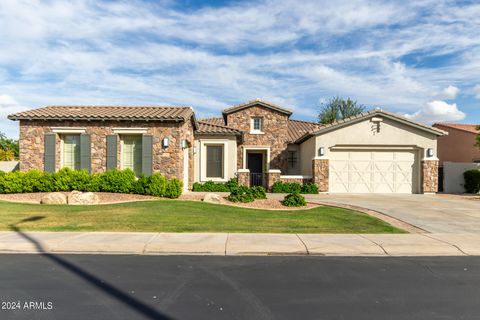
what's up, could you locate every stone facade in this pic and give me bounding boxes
[237,170,250,186]
[422,160,439,193]
[18,119,194,185]
[312,158,329,192]
[225,105,289,172]
[266,170,281,191]
[279,177,313,184]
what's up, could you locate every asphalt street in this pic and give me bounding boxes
[0,254,479,320]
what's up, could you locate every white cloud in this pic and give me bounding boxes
[0,94,27,138]
[435,85,460,100]
[405,100,465,123]
[473,84,480,99]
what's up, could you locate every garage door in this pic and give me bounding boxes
[329,150,417,193]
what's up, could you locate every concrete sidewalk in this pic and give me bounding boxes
[1,231,480,256]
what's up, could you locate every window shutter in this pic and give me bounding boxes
[106,135,117,170]
[44,133,56,173]
[142,135,153,176]
[80,134,91,172]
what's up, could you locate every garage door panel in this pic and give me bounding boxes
[329,150,416,194]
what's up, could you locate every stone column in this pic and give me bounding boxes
[422,160,439,193]
[312,157,329,192]
[237,169,250,187]
[267,169,281,191]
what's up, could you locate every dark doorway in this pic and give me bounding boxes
[247,152,264,186]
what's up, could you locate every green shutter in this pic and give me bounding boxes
[80,134,91,172]
[106,135,117,170]
[142,135,153,176]
[44,133,56,173]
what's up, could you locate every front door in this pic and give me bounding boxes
[248,153,264,186]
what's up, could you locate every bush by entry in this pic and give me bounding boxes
[0,200,405,234]
[0,168,182,199]
[464,169,480,194]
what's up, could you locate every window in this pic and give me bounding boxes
[206,145,224,178]
[287,151,297,169]
[251,117,263,133]
[122,135,142,176]
[63,135,81,170]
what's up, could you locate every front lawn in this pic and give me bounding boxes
[0,200,405,233]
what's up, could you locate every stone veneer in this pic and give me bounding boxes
[312,158,329,192]
[225,105,289,172]
[266,170,281,191]
[237,170,250,186]
[19,119,194,187]
[279,177,313,184]
[422,160,439,193]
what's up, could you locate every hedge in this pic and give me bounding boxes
[271,181,318,194]
[282,193,307,207]
[464,169,480,194]
[192,178,238,192]
[0,168,182,199]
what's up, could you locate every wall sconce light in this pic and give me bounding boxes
[427,148,434,157]
[318,147,325,157]
[181,139,188,149]
[193,146,197,155]
[162,137,169,148]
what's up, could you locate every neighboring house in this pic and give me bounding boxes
[432,123,480,165]
[9,99,446,194]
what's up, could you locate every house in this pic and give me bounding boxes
[8,99,447,194]
[432,123,480,166]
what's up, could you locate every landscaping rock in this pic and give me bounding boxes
[203,193,224,204]
[40,192,67,205]
[67,191,100,205]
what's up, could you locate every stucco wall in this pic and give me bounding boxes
[193,135,238,182]
[225,105,289,172]
[299,136,315,176]
[18,119,190,181]
[443,161,480,194]
[434,125,480,166]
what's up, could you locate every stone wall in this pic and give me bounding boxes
[237,170,250,186]
[266,170,281,191]
[18,119,192,181]
[312,158,329,192]
[279,177,313,184]
[422,160,439,193]
[225,105,289,172]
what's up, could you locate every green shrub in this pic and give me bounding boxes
[52,168,75,191]
[133,174,150,195]
[282,193,307,207]
[251,186,266,199]
[271,181,284,193]
[301,183,319,194]
[464,170,480,194]
[100,169,136,193]
[192,178,237,192]
[0,171,24,193]
[228,186,255,203]
[164,178,182,199]
[146,172,168,196]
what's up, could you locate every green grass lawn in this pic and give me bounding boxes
[0,200,405,234]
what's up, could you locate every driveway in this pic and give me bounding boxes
[301,194,480,234]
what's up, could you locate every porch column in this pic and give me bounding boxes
[422,159,439,194]
[267,169,281,192]
[237,169,250,187]
[312,157,329,192]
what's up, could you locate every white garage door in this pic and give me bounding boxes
[329,150,417,193]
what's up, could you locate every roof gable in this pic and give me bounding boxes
[222,99,293,116]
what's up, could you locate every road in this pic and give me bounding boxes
[0,254,479,319]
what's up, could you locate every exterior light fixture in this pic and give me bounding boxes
[193,146,197,155]
[181,139,188,149]
[162,137,169,148]
[427,148,434,157]
[318,147,325,157]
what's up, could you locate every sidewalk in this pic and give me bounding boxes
[1,231,480,256]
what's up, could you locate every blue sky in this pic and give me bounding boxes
[0,0,479,137]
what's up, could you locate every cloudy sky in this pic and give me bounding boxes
[0,0,479,137]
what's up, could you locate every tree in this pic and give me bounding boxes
[0,132,19,161]
[318,97,366,125]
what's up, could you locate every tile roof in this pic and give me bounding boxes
[433,123,479,134]
[286,119,323,143]
[199,117,225,126]
[196,121,242,135]
[222,99,293,116]
[8,106,195,122]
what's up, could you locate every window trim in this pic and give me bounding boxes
[200,140,229,182]
[250,117,264,134]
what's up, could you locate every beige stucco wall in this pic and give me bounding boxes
[443,161,480,193]
[314,117,438,159]
[299,136,315,176]
[193,135,238,182]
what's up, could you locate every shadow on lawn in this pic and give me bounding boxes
[9,216,172,320]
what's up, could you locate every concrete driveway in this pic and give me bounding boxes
[302,194,480,234]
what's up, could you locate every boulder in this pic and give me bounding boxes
[67,191,100,205]
[203,193,224,204]
[40,192,67,205]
